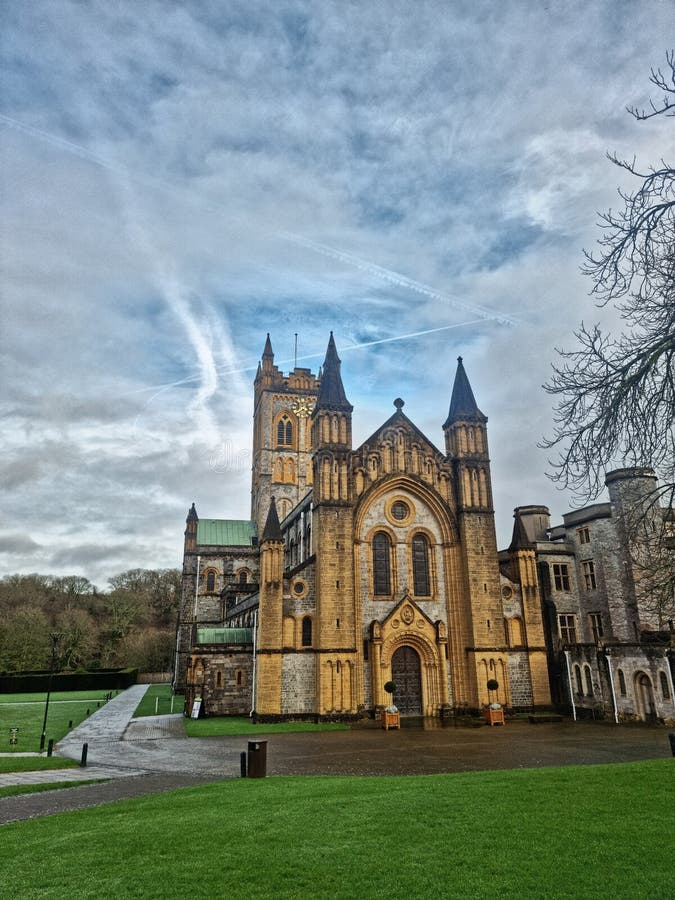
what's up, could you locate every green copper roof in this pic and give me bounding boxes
[196,627,253,644]
[196,519,257,546]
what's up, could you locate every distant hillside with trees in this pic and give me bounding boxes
[0,569,181,675]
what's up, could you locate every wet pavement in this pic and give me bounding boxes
[1,685,672,824]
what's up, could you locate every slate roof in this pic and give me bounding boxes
[315,332,352,411]
[262,497,283,542]
[443,356,486,426]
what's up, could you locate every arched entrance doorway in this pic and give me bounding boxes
[635,672,657,722]
[391,645,422,714]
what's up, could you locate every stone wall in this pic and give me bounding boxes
[186,645,254,716]
[281,653,317,714]
[507,651,534,707]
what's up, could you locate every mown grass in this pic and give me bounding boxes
[132,683,184,718]
[184,716,349,736]
[0,690,114,752]
[0,780,107,799]
[134,684,348,734]
[0,757,78,774]
[1,760,673,899]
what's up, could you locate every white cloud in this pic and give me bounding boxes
[1,1,671,583]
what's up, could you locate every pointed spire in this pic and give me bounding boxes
[262,497,283,542]
[262,333,274,359]
[509,511,532,551]
[187,502,198,522]
[444,356,486,427]
[315,332,353,411]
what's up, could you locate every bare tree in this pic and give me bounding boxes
[543,52,675,510]
[543,53,675,631]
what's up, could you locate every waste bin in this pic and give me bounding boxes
[247,740,267,778]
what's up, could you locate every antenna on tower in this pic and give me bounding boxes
[294,333,298,369]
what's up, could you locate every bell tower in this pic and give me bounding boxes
[251,334,319,534]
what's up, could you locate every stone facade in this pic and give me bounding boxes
[499,469,675,726]
[176,334,555,720]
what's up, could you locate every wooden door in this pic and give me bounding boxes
[391,646,422,714]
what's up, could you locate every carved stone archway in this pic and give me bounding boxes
[370,598,449,716]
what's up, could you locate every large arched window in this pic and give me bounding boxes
[277,415,293,447]
[302,616,312,647]
[412,533,431,596]
[372,532,391,596]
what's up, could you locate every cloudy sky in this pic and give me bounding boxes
[1,1,671,588]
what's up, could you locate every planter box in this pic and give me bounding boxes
[484,707,505,726]
[382,711,400,730]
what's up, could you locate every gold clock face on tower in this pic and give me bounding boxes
[291,397,314,417]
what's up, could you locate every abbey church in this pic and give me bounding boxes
[175,334,674,725]
[174,333,553,719]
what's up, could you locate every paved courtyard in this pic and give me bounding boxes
[1,685,672,824]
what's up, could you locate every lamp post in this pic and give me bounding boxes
[39,632,63,752]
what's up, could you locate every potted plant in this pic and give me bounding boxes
[382,681,400,730]
[484,678,505,725]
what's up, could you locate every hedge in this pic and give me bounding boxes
[0,667,138,693]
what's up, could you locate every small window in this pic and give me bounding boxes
[577,527,591,545]
[559,614,577,644]
[235,670,245,688]
[584,665,593,697]
[618,668,627,696]
[581,560,597,591]
[239,570,248,585]
[391,500,409,521]
[660,671,671,700]
[552,564,570,591]
[574,664,583,695]
[363,639,369,661]
[589,613,603,643]
[206,571,216,592]
[301,616,312,647]
[216,671,222,688]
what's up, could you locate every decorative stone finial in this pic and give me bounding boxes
[394,398,404,410]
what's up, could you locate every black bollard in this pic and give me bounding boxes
[669,733,675,757]
[47,739,54,757]
[86,709,90,716]
[240,751,247,777]
[68,720,73,728]
[80,742,88,767]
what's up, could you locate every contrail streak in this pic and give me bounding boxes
[126,319,483,396]
[3,114,519,330]
[277,231,518,326]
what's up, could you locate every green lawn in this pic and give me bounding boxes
[132,683,184,718]
[0,690,114,752]
[184,716,349,736]
[0,780,107,799]
[133,685,348,735]
[1,760,673,899]
[0,756,78,774]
